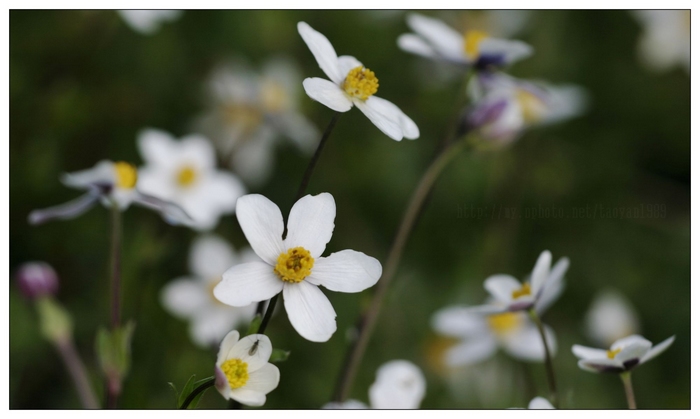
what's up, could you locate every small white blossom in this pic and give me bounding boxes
[117,10,182,35]
[585,290,640,347]
[572,334,675,374]
[511,397,555,409]
[632,11,689,73]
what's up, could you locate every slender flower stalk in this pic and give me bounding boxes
[620,372,637,409]
[180,377,215,409]
[106,203,122,409]
[528,308,558,408]
[55,338,100,409]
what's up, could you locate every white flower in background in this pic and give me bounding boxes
[397,13,533,69]
[632,11,689,73]
[117,10,182,35]
[585,290,640,347]
[324,360,426,409]
[297,22,419,142]
[214,331,280,406]
[572,334,675,374]
[196,58,320,187]
[160,235,258,348]
[137,128,246,231]
[28,160,191,226]
[439,10,532,39]
[214,193,382,342]
[511,397,555,409]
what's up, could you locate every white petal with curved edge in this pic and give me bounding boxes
[354,97,403,141]
[585,290,640,347]
[611,334,651,351]
[297,22,343,84]
[337,55,363,76]
[615,341,652,363]
[445,336,498,367]
[406,13,465,62]
[189,235,236,279]
[363,96,419,140]
[640,335,675,364]
[190,309,241,348]
[369,360,426,409]
[397,34,438,59]
[178,134,217,171]
[244,363,280,394]
[61,160,115,189]
[484,275,522,302]
[160,277,209,318]
[534,270,564,316]
[431,306,490,338]
[479,38,534,65]
[501,323,557,361]
[28,191,101,225]
[283,281,337,342]
[215,262,283,307]
[214,365,231,399]
[528,397,555,409]
[235,194,285,265]
[302,78,353,112]
[530,250,552,296]
[464,303,509,315]
[216,330,240,365]
[229,388,266,406]
[571,345,608,360]
[577,358,623,373]
[136,128,177,168]
[284,193,336,258]
[306,250,381,293]
[227,334,273,372]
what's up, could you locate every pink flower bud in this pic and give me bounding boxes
[16,262,59,299]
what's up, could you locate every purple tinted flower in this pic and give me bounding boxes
[16,262,59,299]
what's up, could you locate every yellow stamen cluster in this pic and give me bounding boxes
[177,165,198,187]
[487,312,523,334]
[274,247,314,283]
[607,348,622,359]
[114,161,138,189]
[221,358,249,389]
[516,89,547,124]
[511,283,531,299]
[463,30,489,59]
[342,66,379,101]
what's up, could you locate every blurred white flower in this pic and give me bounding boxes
[513,397,554,409]
[298,22,419,141]
[439,10,532,39]
[397,13,533,69]
[28,160,191,226]
[160,235,258,348]
[117,10,182,35]
[196,57,320,187]
[585,290,640,347]
[214,331,280,406]
[214,193,382,342]
[632,11,689,73]
[572,334,675,374]
[137,128,246,231]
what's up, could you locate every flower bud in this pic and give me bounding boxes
[16,262,59,299]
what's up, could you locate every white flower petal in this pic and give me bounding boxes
[284,193,336,258]
[190,309,241,348]
[406,13,466,62]
[364,96,419,140]
[640,335,675,365]
[585,290,640,347]
[215,262,284,307]
[431,306,490,338]
[445,336,498,367]
[229,388,266,406]
[244,363,280,394]
[302,77,353,112]
[61,160,115,189]
[479,38,534,65]
[397,34,438,59]
[189,235,236,279]
[577,358,624,374]
[571,345,609,360]
[283,281,337,342]
[28,191,101,225]
[464,303,509,315]
[227,334,273,372]
[178,134,217,171]
[483,274,522,303]
[528,397,555,409]
[337,55,363,76]
[236,194,285,265]
[501,323,557,362]
[297,22,343,84]
[615,341,652,363]
[611,335,651,351]
[530,250,552,297]
[136,128,177,168]
[306,250,381,293]
[216,330,240,365]
[369,360,426,409]
[354,97,403,141]
[160,277,209,319]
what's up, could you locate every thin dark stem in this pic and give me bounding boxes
[257,294,279,335]
[333,139,468,402]
[55,338,100,409]
[255,301,266,317]
[528,309,558,408]
[620,372,637,409]
[107,203,122,409]
[295,112,341,201]
[179,377,215,409]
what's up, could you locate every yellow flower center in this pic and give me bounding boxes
[463,30,489,59]
[222,103,263,135]
[607,348,622,359]
[221,358,249,389]
[487,312,523,335]
[424,336,459,375]
[511,283,531,299]
[516,89,547,124]
[274,247,314,283]
[176,165,198,187]
[114,161,138,189]
[342,66,379,101]
[260,80,289,113]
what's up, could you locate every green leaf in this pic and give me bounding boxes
[177,375,197,408]
[269,348,291,363]
[167,382,179,407]
[246,314,263,335]
[95,320,136,380]
[36,297,72,343]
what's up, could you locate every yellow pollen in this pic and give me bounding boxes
[176,165,198,187]
[274,247,314,283]
[463,30,489,59]
[487,312,523,334]
[516,89,547,124]
[607,348,622,359]
[114,161,138,189]
[511,283,531,299]
[221,358,249,389]
[342,66,379,101]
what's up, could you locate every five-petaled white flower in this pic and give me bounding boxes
[137,128,246,231]
[585,290,640,347]
[297,21,419,142]
[572,334,675,374]
[214,193,382,342]
[214,331,280,406]
[117,10,182,35]
[28,160,191,226]
[397,13,533,69]
[161,235,258,348]
[632,11,689,73]
[324,360,426,409]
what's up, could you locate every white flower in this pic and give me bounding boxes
[195,58,320,186]
[117,10,182,35]
[585,290,640,347]
[137,128,246,231]
[572,334,675,374]
[438,10,532,39]
[214,331,280,406]
[397,13,533,69]
[161,235,258,348]
[214,193,382,342]
[511,397,555,409]
[28,160,191,226]
[297,22,419,142]
[632,11,689,73]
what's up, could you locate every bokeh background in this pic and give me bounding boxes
[10,10,689,409]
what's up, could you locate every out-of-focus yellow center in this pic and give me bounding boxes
[511,282,531,299]
[463,30,489,59]
[424,336,459,375]
[487,312,523,334]
[342,66,379,101]
[114,161,138,189]
[176,165,198,187]
[221,358,249,389]
[260,80,289,113]
[607,348,622,359]
[516,89,547,124]
[274,247,314,283]
[222,103,263,135]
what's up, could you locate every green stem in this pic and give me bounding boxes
[179,377,215,409]
[55,338,100,409]
[620,372,637,409]
[107,203,122,409]
[295,112,341,201]
[528,309,558,408]
[257,294,278,335]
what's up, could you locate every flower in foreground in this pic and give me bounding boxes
[585,290,640,347]
[632,11,689,73]
[117,10,182,35]
[28,160,191,226]
[297,22,419,141]
[161,235,258,348]
[215,331,280,406]
[324,360,426,409]
[137,128,246,231]
[397,13,533,69]
[572,334,675,374]
[214,193,382,342]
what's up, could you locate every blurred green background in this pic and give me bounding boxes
[10,10,689,409]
